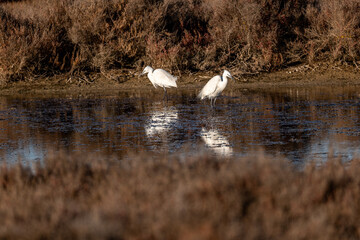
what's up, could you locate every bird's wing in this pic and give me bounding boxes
[153,69,178,88]
[198,75,221,99]
[150,81,158,88]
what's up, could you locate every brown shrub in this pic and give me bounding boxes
[305,0,360,64]
[0,1,75,81]
[198,0,311,72]
[1,0,360,82]
[1,152,360,239]
[0,0,149,81]
[144,0,211,72]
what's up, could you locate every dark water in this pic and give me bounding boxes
[1,86,360,165]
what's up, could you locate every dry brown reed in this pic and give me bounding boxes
[0,0,360,82]
[0,152,360,239]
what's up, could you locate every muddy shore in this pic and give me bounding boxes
[1,66,360,96]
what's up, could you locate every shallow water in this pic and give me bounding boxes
[1,86,360,165]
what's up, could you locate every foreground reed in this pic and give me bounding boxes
[0,152,359,239]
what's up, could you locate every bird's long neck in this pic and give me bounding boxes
[221,73,229,85]
[147,68,155,82]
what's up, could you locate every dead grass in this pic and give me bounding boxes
[1,0,360,83]
[0,152,360,239]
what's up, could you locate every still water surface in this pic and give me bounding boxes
[1,86,360,165]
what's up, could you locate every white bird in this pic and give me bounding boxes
[198,70,233,107]
[140,66,178,100]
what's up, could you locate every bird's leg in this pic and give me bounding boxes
[213,97,217,106]
[163,87,168,101]
[210,98,213,108]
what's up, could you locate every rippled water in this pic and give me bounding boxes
[1,86,360,165]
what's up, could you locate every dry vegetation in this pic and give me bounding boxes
[0,152,360,239]
[0,0,360,83]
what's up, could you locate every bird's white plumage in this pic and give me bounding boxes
[198,75,223,100]
[198,70,233,106]
[141,66,177,89]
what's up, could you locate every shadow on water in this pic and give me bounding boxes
[1,86,360,166]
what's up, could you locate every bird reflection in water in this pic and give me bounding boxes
[200,127,233,156]
[145,107,178,137]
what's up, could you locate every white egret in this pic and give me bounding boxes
[140,66,178,100]
[198,70,233,107]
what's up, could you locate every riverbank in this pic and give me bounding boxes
[1,65,359,96]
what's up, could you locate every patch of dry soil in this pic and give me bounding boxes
[0,67,359,96]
